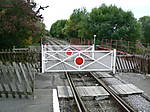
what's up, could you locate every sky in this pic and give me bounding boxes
[35,0,150,30]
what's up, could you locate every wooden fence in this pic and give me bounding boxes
[0,62,35,98]
[0,50,39,98]
[116,54,150,74]
[0,49,39,63]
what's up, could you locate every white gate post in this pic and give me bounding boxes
[113,49,116,74]
[41,44,44,73]
[92,44,95,59]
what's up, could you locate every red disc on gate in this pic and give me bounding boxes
[75,56,84,66]
[66,49,73,56]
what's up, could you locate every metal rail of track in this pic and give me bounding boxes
[49,41,88,112]
[48,40,86,112]
[65,72,88,112]
[90,72,136,112]
[46,39,136,112]
[66,71,137,112]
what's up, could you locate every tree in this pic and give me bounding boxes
[88,4,141,42]
[50,4,142,43]
[139,16,150,43]
[50,19,67,38]
[0,0,47,49]
[63,8,89,39]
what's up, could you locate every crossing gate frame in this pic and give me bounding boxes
[41,44,116,74]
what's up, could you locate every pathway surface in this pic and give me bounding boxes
[0,72,67,112]
[0,72,150,112]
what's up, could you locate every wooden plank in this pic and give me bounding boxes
[0,91,32,95]
[26,63,34,81]
[14,62,28,97]
[116,56,122,72]
[0,84,2,97]
[122,58,128,72]
[22,64,32,87]
[110,84,144,95]
[77,86,109,96]
[122,57,128,72]
[14,63,25,91]
[132,56,139,72]
[116,57,120,71]
[7,63,22,98]
[5,64,16,98]
[98,72,113,78]
[12,62,22,84]
[1,65,15,98]
[128,57,133,72]
[127,57,134,72]
[110,85,126,95]
[57,86,73,98]
[0,68,7,97]
[26,63,34,94]
[2,49,7,62]
[0,65,8,97]
[57,86,109,98]
[0,53,5,62]
[119,84,135,94]
[118,56,124,72]
[126,84,144,93]
[19,63,31,92]
[124,57,131,72]
[136,56,141,72]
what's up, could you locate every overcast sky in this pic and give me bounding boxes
[35,0,150,30]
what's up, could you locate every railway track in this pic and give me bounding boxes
[44,37,138,112]
[65,72,136,112]
[90,72,136,112]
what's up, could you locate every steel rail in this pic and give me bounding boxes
[90,72,136,112]
[65,72,88,112]
[49,41,87,112]
[48,39,135,112]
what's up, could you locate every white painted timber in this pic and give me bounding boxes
[57,86,109,98]
[53,89,60,112]
[42,44,116,73]
[110,84,144,95]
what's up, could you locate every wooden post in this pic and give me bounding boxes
[9,63,22,98]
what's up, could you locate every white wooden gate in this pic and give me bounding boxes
[41,44,116,73]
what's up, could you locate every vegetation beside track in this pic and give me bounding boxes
[0,0,48,49]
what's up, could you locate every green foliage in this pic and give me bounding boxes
[62,8,90,39]
[139,16,150,43]
[50,4,142,43]
[135,46,150,54]
[88,4,141,42]
[0,0,46,49]
[50,20,67,38]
